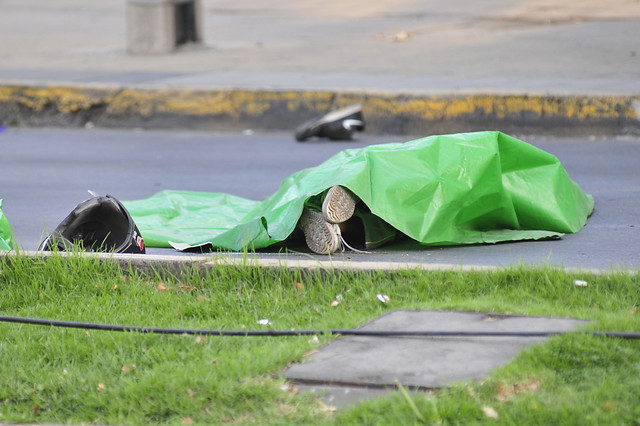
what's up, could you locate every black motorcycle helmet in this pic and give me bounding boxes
[39,192,145,254]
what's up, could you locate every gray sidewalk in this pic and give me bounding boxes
[1,0,639,134]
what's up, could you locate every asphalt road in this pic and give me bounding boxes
[1,127,638,271]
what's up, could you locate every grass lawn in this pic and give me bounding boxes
[0,253,639,424]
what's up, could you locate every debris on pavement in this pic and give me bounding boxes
[294,103,365,142]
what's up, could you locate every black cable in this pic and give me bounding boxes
[1,315,639,339]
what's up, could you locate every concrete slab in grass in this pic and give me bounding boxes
[282,310,587,408]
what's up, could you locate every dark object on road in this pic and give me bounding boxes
[39,193,145,254]
[295,104,365,141]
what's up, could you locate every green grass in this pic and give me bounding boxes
[0,253,639,424]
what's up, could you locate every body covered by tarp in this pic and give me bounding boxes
[0,199,13,250]
[124,131,594,251]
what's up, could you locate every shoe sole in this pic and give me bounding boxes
[300,209,341,254]
[322,186,357,224]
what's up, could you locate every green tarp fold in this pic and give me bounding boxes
[0,199,13,250]
[124,131,594,251]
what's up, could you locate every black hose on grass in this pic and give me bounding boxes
[0,315,639,339]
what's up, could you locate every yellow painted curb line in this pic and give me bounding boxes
[0,84,638,132]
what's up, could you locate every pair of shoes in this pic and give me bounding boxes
[295,104,365,142]
[299,186,359,254]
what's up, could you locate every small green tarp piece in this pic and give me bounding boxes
[0,199,14,250]
[124,131,594,251]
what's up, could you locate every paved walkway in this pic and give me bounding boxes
[282,310,586,408]
[1,0,639,93]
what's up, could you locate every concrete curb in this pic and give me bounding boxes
[1,250,498,277]
[0,251,616,277]
[1,84,639,136]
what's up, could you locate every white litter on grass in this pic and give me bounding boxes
[308,335,319,345]
[257,318,271,325]
[482,406,499,420]
[573,279,588,287]
[376,294,390,303]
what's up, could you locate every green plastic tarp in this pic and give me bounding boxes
[0,199,13,250]
[124,131,594,251]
